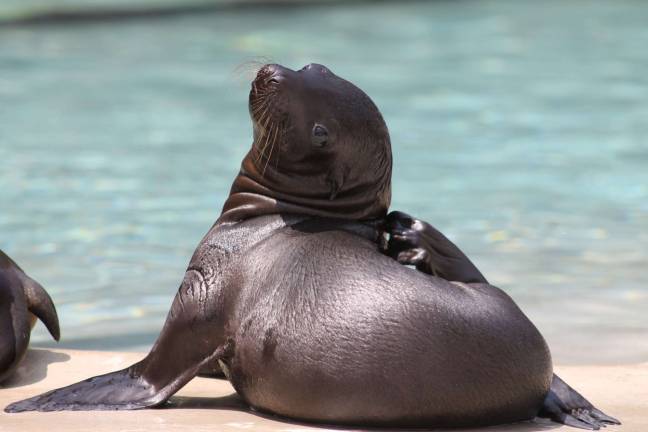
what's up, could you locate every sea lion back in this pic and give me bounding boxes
[227,220,553,427]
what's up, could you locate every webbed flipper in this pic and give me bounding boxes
[5,344,228,412]
[6,268,229,412]
[538,374,620,430]
[0,249,60,341]
[1,250,58,382]
[0,273,30,383]
[383,210,488,284]
[23,278,60,341]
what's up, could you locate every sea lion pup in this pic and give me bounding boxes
[6,64,619,430]
[1,250,60,383]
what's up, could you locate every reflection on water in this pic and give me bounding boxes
[1,0,647,364]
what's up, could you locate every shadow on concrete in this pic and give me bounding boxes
[166,392,562,432]
[168,392,248,410]
[0,348,70,389]
[33,331,156,352]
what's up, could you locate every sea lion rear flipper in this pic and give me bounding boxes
[6,268,229,412]
[538,374,620,430]
[4,344,228,412]
[22,278,60,341]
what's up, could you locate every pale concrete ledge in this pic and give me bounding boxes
[1,349,646,431]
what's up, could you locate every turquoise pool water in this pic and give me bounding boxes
[1,0,647,364]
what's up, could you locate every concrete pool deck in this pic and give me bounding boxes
[0,349,645,432]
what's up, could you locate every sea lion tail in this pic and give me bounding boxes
[538,374,621,430]
[23,278,60,341]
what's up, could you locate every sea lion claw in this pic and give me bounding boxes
[590,408,621,425]
[383,210,487,283]
[385,210,414,227]
[396,248,428,267]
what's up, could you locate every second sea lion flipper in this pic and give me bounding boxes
[22,278,60,341]
[6,268,229,412]
[538,374,620,430]
[0,273,32,383]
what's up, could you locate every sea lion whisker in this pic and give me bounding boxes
[252,92,268,102]
[255,100,270,120]
[262,124,279,176]
[255,121,271,162]
[231,58,273,84]
[251,107,265,119]
[254,112,275,162]
[255,126,271,163]
[252,100,268,115]
[258,107,273,136]
[256,121,277,163]
[255,108,271,138]
[253,92,272,107]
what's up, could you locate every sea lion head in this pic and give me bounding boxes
[220,63,392,223]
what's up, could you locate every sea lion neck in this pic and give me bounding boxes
[216,147,391,225]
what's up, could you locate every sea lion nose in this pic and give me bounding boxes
[254,64,289,89]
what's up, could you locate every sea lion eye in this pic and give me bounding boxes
[312,124,328,147]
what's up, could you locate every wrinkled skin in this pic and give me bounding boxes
[0,250,60,383]
[6,64,620,430]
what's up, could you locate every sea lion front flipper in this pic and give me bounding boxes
[6,268,229,412]
[22,278,60,341]
[538,374,621,430]
[383,210,487,284]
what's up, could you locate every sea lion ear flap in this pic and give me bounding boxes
[23,278,60,341]
[326,168,346,200]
